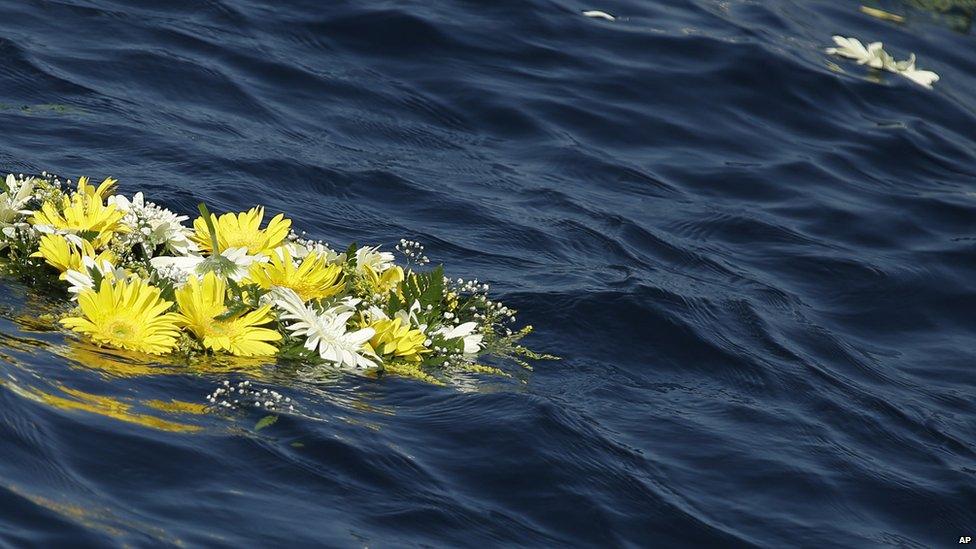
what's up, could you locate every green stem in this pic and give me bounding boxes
[197,203,220,253]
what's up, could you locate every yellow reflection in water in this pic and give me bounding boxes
[2,378,203,433]
[143,398,208,415]
[62,341,274,381]
[2,482,181,544]
[64,343,185,378]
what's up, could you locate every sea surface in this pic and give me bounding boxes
[0,0,974,546]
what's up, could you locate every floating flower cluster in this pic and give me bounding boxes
[826,36,939,89]
[0,172,550,383]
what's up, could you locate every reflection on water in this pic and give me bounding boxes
[0,286,217,433]
[60,341,276,380]
[1,0,975,543]
[62,343,187,379]
[2,482,179,544]
[1,377,204,433]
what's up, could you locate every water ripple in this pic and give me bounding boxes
[1,0,975,545]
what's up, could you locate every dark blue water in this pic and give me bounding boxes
[1,0,975,546]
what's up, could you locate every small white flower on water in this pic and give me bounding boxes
[826,36,885,67]
[891,53,939,89]
[826,35,939,89]
[272,287,377,369]
[582,10,615,21]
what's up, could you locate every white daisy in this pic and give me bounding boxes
[272,288,377,369]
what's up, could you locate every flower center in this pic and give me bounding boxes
[207,320,234,338]
[107,320,134,340]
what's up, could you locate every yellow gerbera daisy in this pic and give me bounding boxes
[191,206,291,255]
[75,176,118,201]
[61,278,181,355]
[31,234,116,275]
[31,192,126,248]
[368,317,428,362]
[364,265,404,294]
[174,272,281,357]
[247,248,344,302]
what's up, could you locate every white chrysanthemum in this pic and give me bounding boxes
[355,245,394,273]
[108,192,198,255]
[433,321,484,355]
[272,288,377,369]
[64,256,126,299]
[0,175,35,248]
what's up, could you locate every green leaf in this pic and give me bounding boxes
[226,276,243,299]
[77,230,100,242]
[387,291,403,314]
[89,265,105,288]
[400,265,445,313]
[345,242,358,267]
[255,415,278,431]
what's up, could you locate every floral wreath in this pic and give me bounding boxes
[0,172,552,384]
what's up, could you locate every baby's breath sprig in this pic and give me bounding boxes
[206,379,295,412]
[395,238,429,265]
